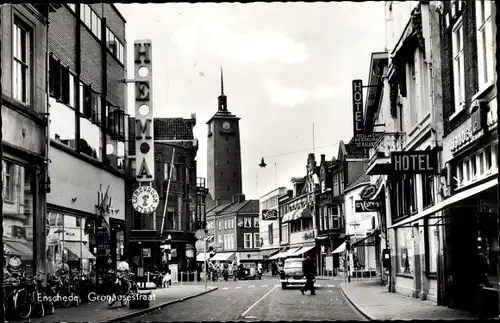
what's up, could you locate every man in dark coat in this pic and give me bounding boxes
[301,256,316,295]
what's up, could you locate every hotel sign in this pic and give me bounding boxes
[135,40,154,182]
[391,150,438,175]
[352,79,364,136]
[352,132,384,148]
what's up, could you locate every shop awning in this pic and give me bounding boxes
[332,242,346,254]
[204,235,214,242]
[291,245,315,257]
[269,247,300,260]
[210,252,235,262]
[65,241,96,259]
[352,229,380,248]
[315,235,329,240]
[4,241,33,259]
[259,248,279,258]
[197,252,210,262]
[282,209,299,223]
[389,178,497,229]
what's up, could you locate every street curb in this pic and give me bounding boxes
[98,286,219,323]
[339,283,373,321]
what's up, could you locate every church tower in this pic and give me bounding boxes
[206,68,242,204]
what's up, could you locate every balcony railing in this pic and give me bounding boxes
[368,132,407,167]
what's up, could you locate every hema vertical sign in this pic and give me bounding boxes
[352,79,364,136]
[135,40,154,182]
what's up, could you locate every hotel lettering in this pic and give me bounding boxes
[352,79,364,136]
[135,40,154,182]
[391,151,438,175]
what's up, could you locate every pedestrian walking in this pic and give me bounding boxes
[300,256,316,295]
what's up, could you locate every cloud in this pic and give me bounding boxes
[170,14,308,64]
[264,80,309,107]
[264,81,341,107]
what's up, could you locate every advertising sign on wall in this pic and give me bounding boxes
[261,209,278,221]
[352,79,364,136]
[135,40,154,182]
[390,150,438,175]
[355,200,381,212]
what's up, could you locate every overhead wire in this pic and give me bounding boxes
[263,143,338,159]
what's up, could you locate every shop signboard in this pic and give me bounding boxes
[135,39,154,182]
[132,185,160,214]
[352,79,364,136]
[355,200,381,212]
[352,132,384,148]
[262,209,278,221]
[390,150,438,175]
[142,248,151,258]
[360,185,377,200]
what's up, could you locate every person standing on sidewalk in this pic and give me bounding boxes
[301,256,316,295]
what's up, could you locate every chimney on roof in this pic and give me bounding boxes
[232,194,245,203]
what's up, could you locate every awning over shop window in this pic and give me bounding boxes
[4,241,33,259]
[196,252,210,262]
[269,247,301,260]
[259,249,279,258]
[210,252,235,262]
[290,245,315,257]
[282,209,299,223]
[332,242,346,254]
[65,241,96,259]
[352,229,380,248]
[389,178,498,229]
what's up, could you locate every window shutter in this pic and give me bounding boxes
[53,59,62,100]
[61,67,70,104]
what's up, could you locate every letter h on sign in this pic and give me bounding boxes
[352,80,364,136]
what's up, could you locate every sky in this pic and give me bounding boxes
[116,2,386,200]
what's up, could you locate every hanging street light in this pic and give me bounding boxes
[258,157,267,168]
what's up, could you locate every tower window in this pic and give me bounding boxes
[233,172,236,177]
[226,148,229,153]
[227,186,230,191]
[226,159,229,164]
[221,172,224,177]
[226,136,228,141]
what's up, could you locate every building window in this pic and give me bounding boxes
[408,55,418,128]
[268,223,273,245]
[281,224,288,244]
[340,172,344,193]
[220,172,224,177]
[2,161,15,201]
[451,17,465,114]
[223,235,228,250]
[244,233,252,249]
[80,4,101,40]
[422,173,435,209]
[253,217,259,227]
[230,233,235,249]
[225,136,228,141]
[13,20,31,104]
[244,217,252,228]
[425,220,439,273]
[254,233,260,248]
[395,174,417,220]
[224,220,227,230]
[397,228,413,275]
[165,163,178,181]
[218,220,222,231]
[79,86,102,161]
[106,27,125,64]
[476,0,494,89]
[3,161,35,275]
[333,173,339,196]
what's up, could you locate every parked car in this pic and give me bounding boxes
[279,258,315,289]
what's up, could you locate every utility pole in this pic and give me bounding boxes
[0,4,4,322]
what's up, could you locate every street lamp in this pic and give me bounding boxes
[164,234,172,283]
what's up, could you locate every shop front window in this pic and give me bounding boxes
[46,213,96,278]
[396,227,414,275]
[3,161,34,275]
[477,200,499,289]
[425,219,439,274]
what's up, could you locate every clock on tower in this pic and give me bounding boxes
[222,121,230,130]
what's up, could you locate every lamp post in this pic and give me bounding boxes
[165,234,171,269]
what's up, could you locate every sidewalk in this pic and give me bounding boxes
[340,280,482,320]
[27,285,218,323]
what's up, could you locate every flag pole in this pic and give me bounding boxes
[161,148,176,234]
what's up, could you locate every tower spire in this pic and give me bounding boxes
[220,66,225,96]
[218,66,227,111]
